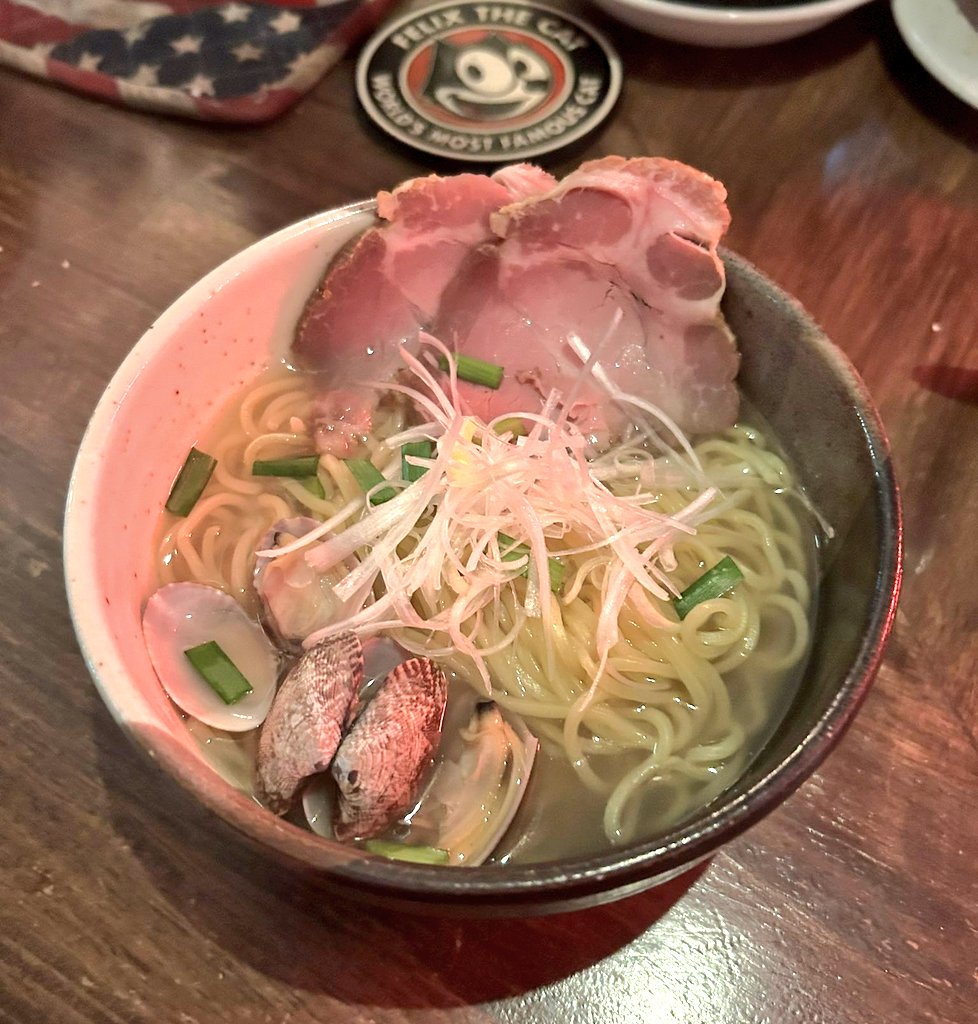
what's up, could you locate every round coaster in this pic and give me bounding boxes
[356,0,622,163]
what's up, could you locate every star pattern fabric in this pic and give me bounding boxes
[0,0,394,121]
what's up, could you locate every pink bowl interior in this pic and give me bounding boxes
[65,203,374,809]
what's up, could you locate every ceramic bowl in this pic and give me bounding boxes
[590,0,875,47]
[64,200,901,915]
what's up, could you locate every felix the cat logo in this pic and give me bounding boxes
[356,2,621,162]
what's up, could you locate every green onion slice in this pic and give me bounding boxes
[165,447,216,517]
[498,532,565,594]
[184,641,253,705]
[345,458,396,504]
[673,556,744,620]
[299,476,326,500]
[363,840,450,865]
[401,440,434,483]
[437,353,504,390]
[493,416,527,438]
[252,454,320,479]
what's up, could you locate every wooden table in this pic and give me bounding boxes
[2,3,976,1021]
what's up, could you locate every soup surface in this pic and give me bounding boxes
[152,360,818,864]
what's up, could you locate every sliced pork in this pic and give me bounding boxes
[294,165,558,377]
[488,163,560,202]
[443,156,739,435]
[431,244,644,436]
[295,156,739,444]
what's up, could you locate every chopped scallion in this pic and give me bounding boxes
[498,532,531,572]
[437,353,504,389]
[345,458,396,504]
[165,447,216,517]
[494,416,527,438]
[673,556,744,620]
[299,476,326,500]
[184,641,253,705]
[545,557,567,594]
[252,454,320,479]
[498,532,565,594]
[363,840,450,865]
[401,440,434,483]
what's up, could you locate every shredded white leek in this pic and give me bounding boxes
[261,335,721,695]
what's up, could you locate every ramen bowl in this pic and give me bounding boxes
[590,0,875,47]
[64,201,901,915]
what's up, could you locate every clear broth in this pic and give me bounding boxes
[155,365,819,864]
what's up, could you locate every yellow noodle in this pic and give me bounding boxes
[154,365,815,849]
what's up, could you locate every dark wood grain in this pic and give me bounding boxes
[2,3,976,1022]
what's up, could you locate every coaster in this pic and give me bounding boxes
[0,0,394,122]
[356,0,621,162]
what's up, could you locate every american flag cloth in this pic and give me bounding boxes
[0,0,395,121]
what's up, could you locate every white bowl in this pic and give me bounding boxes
[590,0,875,47]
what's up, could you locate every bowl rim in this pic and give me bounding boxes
[597,0,873,25]
[64,203,903,909]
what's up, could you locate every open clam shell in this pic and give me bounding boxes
[302,684,539,867]
[142,582,279,732]
[254,517,362,649]
[409,700,538,866]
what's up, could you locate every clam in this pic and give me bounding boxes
[299,635,415,831]
[142,582,279,732]
[359,635,410,695]
[332,657,448,842]
[255,631,362,814]
[302,687,539,866]
[254,517,361,648]
[406,700,538,866]
[255,630,537,865]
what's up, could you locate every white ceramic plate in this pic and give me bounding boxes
[892,0,978,109]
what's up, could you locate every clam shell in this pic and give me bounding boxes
[142,582,278,732]
[256,631,362,814]
[332,657,447,842]
[254,517,361,649]
[410,700,538,866]
[299,635,411,837]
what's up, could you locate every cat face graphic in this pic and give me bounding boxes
[421,34,552,121]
